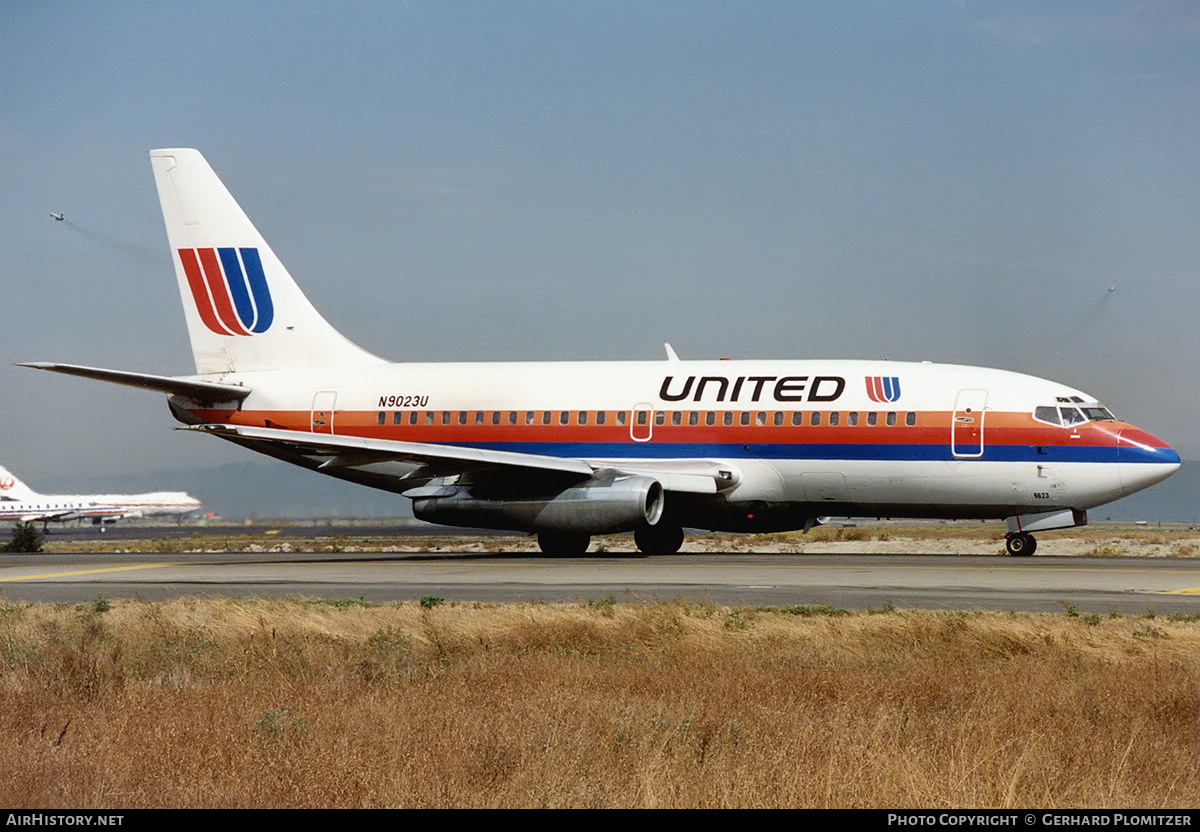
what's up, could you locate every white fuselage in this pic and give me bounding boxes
[175,357,1178,531]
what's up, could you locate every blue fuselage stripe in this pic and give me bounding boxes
[441,441,1179,465]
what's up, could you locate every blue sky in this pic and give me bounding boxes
[2,1,1199,485]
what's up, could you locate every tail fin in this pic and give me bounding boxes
[0,467,40,500]
[150,149,383,375]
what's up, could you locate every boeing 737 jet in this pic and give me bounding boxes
[21,149,1180,555]
[0,466,201,527]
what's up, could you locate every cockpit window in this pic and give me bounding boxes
[1034,402,1117,426]
[1034,406,1060,425]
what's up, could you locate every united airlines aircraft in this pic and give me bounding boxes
[21,149,1180,555]
[0,466,201,527]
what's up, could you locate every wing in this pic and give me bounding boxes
[183,423,733,494]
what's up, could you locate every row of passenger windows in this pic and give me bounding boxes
[375,410,920,428]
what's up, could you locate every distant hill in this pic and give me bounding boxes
[44,459,1200,525]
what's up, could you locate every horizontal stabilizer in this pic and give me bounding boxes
[17,362,250,402]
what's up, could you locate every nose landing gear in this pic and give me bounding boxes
[1005,533,1037,557]
[1004,509,1087,557]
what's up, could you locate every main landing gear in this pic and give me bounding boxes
[535,523,687,557]
[633,523,685,556]
[536,531,591,557]
[1005,533,1037,557]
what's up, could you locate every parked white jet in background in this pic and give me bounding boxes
[0,466,201,527]
[20,149,1180,555]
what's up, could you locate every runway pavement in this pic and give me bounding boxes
[3,547,1200,614]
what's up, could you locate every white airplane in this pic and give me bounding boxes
[0,465,201,527]
[20,149,1180,556]
[49,212,64,222]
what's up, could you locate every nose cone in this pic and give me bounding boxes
[1118,427,1181,495]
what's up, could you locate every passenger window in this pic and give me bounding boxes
[377,412,386,426]
[773,412,784,426]
[706,412,716,426]
[492,412,501,425]
[866,412,877,426]
[810,412,821,426]
[459,411,468,425]
[724,412,733,426]
[740,412,751,426]
[886,412,897,426]
[525,411,535,425]
[542,411,552,425]
[828,411,840,426]
[672,412,682,426]
[596,411,606,426]
[906,412,916,426]
[410,412,419,426]
[617,411,627,426]
[655,412,666,426]
[847,412,858,426]
[560,411,570,425]
[578,411,587,425]
[425,412,435,425]
[688,411,698,426]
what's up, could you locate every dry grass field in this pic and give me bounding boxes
[2,596,1199,808]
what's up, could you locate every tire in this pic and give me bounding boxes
[537,531,590,556]
[634,523,685,555]
[1005,533,1036,557]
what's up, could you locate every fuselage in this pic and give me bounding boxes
[174,357,1179,531]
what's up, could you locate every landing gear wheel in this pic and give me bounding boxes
[1005,533,1037,557]
[537,531,591,557]
[633,523,685,555]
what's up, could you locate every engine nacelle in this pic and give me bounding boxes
[410,475,665,534]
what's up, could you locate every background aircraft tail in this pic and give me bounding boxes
[150,149,383,375]
[0,467,40,500]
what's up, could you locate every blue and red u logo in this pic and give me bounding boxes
[178,247,274,336]
[865,376,901,403]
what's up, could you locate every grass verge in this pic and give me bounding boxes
[1,598,1198,808]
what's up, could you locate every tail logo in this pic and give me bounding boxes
[0,478,12,491]
[865,376,901,403]
[178,247,275,336]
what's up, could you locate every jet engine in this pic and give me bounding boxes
[409,474,665,535]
